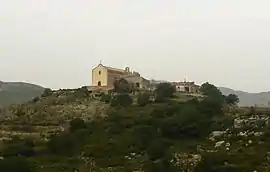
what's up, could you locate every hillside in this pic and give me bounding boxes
[2,83,270,171]
[219,87,270,107]
[1,80,269,108]
[0,81,45,107]
[1,83,270,171]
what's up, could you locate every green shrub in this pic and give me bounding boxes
[32,97,39,103]
[75,86,89,98]
[0,157,34,172]
[1,138,35,157]
[155,83,176,100]
[200,82,224,104]
[47,133,76,155]
[114,78,132,93]
[154,92,165,102]
[69,118,86,133]
[224,94,239,105]
[195,152,256,172]
[41,88,53,97]
[144,159,173,172]
[110,94,133,107]
[100,94,111,103]
[137,92,150,106]
[146,140,169,160]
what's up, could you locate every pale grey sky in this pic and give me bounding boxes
[1,0,270,92]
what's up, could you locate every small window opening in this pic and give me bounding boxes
[185,87,190,92]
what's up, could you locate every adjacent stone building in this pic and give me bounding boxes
[91,63,150,90]
[122,72,150,89]
[173,81,200,93]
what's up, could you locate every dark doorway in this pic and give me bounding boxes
[135,83,140,88]
[184,87,190,92]
[98,81,101,86]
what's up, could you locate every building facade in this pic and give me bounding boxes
[92,63,149,90]
[173,81,200,93]
[122,72,150,89]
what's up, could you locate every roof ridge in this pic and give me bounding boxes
[104,65,126,72]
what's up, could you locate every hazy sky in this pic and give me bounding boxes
[1,0,270,92]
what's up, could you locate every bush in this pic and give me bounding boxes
[154,83,176,102]
[200,82,224,104]
[32,97,39,103]
[137,92,150,106]
[225,94,239,105]
[41,88,53,97]
[47,134,76,155]
[100,94,111,103]
[154,92,166,103]
[156,83,176,97]
[114,78,132,93]
[110,94,133,107]
[144,159,173,172]
[195,152,256,172]
[69,118,86,133]
[0,157,34,172]
[1,138,35,157]
[146,140,169,160]
[75,86,89,98]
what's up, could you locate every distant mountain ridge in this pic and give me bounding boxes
[0,81,45,107]
[219,87,270,107]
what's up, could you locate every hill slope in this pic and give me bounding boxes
[2,85,270,171]
[219,87,270,107]
[0,81,45,107]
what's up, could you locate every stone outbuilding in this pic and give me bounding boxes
[172,81,200,93]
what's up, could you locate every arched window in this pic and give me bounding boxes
[99,71,101,75]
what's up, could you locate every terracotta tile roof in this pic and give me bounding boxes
[104,66,126,73]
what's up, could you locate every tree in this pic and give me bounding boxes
[225,94,239,105]
[75,86,89,98]
[200,82,224,103]
[110,94,133,107]
[155,83,176,101]
[41,88,53,97]
[113,78,132,93]
[137,92,150,106]
[161,104,213,139]
[69,118,86,132]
